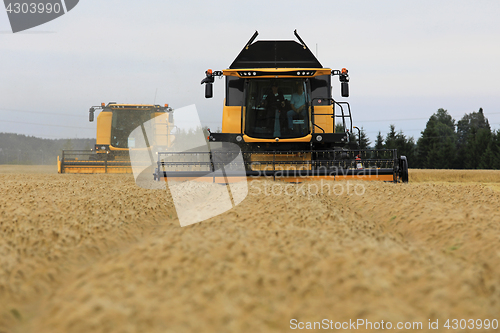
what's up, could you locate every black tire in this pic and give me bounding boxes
[399,156,409,183]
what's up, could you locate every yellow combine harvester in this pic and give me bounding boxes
[58,102,174,174]
[154,31,408,182]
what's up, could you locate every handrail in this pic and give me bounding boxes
[310,98,352,136]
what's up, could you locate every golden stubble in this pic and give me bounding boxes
[1,167,499,333]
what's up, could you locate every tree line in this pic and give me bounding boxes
[1,108,499,169]
[0,133,94,165]
[354,108,500,169]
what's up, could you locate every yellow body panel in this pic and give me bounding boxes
[335,174,394,182]
[222,105,242,133]
[153,111,171,147]
[59,165,133,174]
[312,105,335,134]
[96,111,112,146]
[223,68,332,78]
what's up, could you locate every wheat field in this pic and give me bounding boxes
[1,166,500,332]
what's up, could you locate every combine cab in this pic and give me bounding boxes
[154,31,408,183]
[58,103,174,174]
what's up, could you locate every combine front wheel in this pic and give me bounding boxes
[399,156,409,183]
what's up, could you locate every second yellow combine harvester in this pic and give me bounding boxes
[154,31,408,183]
[58,102,174,173]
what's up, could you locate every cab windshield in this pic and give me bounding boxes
[110,109,155,148]
[244,79,309,139]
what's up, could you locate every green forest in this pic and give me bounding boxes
[1,107,499,169]
[0,133,94,165]
[358,108,500,169]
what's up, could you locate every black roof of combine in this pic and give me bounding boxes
[229,40,322,69]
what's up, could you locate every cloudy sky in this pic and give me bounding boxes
[1,0,499,143]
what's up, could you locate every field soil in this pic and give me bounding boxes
[1,166,500,332]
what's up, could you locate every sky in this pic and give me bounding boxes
[1,0,500,144]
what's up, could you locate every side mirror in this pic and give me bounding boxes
[341,82,349,98]
[168,114,174,124]
[89,107,95,122]
[205,82,213,98]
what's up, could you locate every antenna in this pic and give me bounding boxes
[153,88,158,104]
[245,30,259,49]
[294,29,309,49]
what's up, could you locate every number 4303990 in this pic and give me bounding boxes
[443,319,498,330]
[5,2,62,14]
